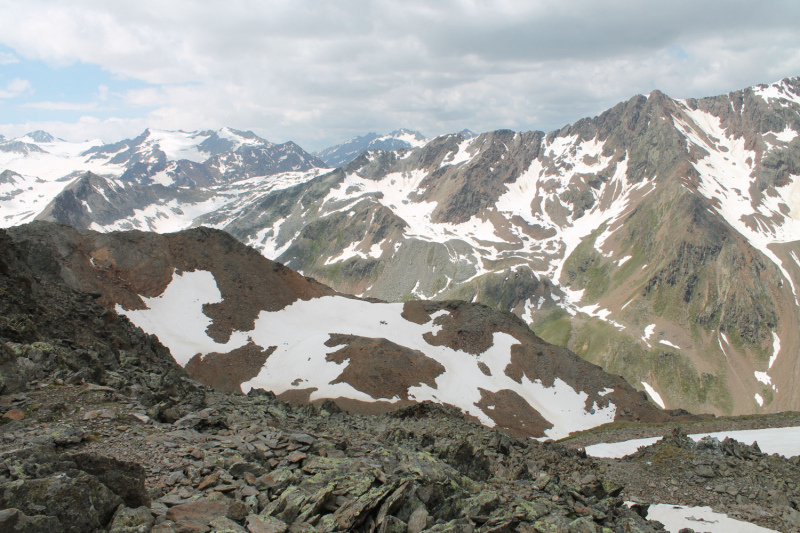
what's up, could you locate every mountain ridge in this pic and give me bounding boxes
[2,76,800,419]
[315,129,430,168]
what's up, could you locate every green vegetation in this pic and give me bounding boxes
[533,308,572,347]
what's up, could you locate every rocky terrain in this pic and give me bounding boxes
[4,77,800,418]
[2,225,800,533]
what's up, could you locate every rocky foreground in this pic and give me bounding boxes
[1,226,800,533]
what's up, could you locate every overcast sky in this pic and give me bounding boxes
[0,0,798,151]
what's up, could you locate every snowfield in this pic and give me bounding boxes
[117,269,617,440]
[585,426,800,459]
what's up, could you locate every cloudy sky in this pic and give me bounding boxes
[0,0,798,151]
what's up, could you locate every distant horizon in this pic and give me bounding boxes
[3,74,798,153]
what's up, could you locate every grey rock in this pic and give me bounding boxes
[0,473,122,533]
[0,508,64,533]
[108,506,156,533]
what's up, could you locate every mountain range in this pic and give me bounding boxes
[314,129,433,167]
[2,76,800,420]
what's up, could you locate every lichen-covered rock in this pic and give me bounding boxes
[0,508,64,533]
[108,506,156,533]
[246,514,288,533]
[0,472,122,533]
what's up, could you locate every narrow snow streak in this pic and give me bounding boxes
[641,381,665,408]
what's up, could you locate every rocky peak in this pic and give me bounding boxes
[23,130,56,143]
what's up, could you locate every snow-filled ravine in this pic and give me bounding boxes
[117,269,617,440]
[585,426,800,459]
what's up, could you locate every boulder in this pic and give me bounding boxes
[108,506,156,533]
[0,508,64,533]
[68,453,150,507]
[0,473,122,533]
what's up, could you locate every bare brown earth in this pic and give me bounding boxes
[404,299,699,430]
[475,388,553,438]
[324,334,445,400]
[6,221,336,342]
[185,343,275,394]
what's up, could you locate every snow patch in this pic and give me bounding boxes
[754,371,772,386]
[642,324,656,344]
[115,270,249,365]
[769,332,780,369]
[641,381,665,408]
[587,426,800,459]
[647,504,778,533]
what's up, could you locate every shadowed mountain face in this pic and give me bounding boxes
[4,77,800,417]
[6,222,698,439]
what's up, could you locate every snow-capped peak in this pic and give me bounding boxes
[379,128,429,148]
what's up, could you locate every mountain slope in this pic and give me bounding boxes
[7,221,697,439]
[5,222,800,533]
[199,77,800,417]
[0,127,328,227]
[7,76,800,418]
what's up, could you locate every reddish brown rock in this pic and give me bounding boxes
[2,409,24,421]
[196,471,220,491]
[287,451,307,463]
[166,501,242,525]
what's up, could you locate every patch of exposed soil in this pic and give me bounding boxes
[185,342,275,394]
[325,334,445,400]
[475,388,553,438]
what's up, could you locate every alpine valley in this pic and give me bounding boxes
[3,77,800,422]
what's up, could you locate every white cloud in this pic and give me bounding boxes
[0,1,798,149]
[0,116,148,144]
[0,51,17,64]
[0,78,31,98]
[21,101,98,111]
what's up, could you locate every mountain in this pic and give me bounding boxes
[5,77,800,419]
[0,127,328,227]
[82,127,326,186]
[2,221,800,533]
[24,130,57,143]
[315,129,429,167]
[7,221,696,440]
